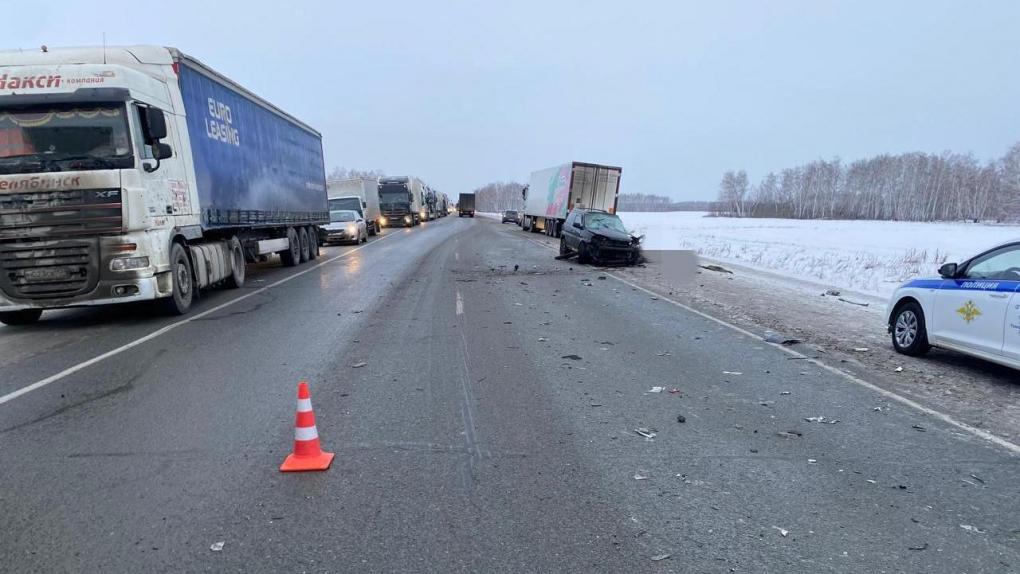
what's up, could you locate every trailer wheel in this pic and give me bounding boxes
[164,242,194,315]
[224,237,246,289]
[307,227,319,260]
[281,227,301,267]
[0,309,43,326]
[298,228,311,263]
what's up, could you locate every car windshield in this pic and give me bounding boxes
[0,103,133,174]
[585,212,626,233]
[329,210,357,222]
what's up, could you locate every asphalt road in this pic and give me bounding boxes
[1,216,1018,573]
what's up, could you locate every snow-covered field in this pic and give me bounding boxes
[620,212,1020,298]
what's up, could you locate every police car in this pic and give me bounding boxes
[888,240,1020,370]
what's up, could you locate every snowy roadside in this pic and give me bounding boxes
[620,212,1020,299]
[508,224,1020,446]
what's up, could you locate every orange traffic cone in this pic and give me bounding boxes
[280,381,335,472]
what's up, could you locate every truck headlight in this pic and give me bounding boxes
[110,256,149,271]
[379,217,387,226]
[404,215,411,223]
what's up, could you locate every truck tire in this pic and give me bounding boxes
[0,309,43,326]
[281,228,301,267]
[224,237,246,289]
[369,223,377,237]
[164,242,194,315]
[891,301,931,356]
[307,227,319,260]
[298,227,311,263]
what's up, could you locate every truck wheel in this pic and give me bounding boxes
[298,227,311,263]
[281,227,301,267]
[369,224,377,237]
[891,301,931,356]
[307,227,319,260]
[0,309,43,326]
[164,242,194,315]
[559,237,570,256]
[224,237,246,289]
[577,242,591,264]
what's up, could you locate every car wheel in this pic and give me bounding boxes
[224,237,246,289]
[577,242,591,264]
[891,301,931,356]
[0,309,43,326]
[559,237,569,256]
[281,227,301,267]
[163,242,194,315]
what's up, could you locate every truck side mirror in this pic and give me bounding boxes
[141,107,168,142]
[939,262,958,278]
[153,142,173,160]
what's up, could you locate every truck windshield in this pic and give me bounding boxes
[585,212,627,233]
[328,197,362,214]
[379,184,410,204]
[0,103,134,174]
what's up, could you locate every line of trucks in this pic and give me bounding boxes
[0,45,448,325]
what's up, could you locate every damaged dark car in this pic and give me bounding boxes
[559,209,642,265]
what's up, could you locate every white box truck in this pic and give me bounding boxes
[0,45,328,324]
[327,178,381,235]
[521,162,622,237]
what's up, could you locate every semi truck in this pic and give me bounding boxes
[521,162,622,237]
[327,177,381,235]
[457,193,476,217]
[0,45,328,324]
[377,176,424,227]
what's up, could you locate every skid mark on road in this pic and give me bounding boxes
[511,226,1020,456]
[0,232,402,407]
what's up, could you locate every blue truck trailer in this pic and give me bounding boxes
[0,46,328,323]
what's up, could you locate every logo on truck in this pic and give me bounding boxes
[205,98,240,146]
[0,74,62,90]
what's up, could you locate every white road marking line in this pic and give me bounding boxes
[456,291,464,315]
[0,232,402,407]
[517,228,1020,456]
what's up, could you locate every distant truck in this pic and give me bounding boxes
[0,45,327,324]
[521,162,622,237]
[437,192,450,216]
[327,178,381,235]
[458,193,476,217]
[378,176,424,227]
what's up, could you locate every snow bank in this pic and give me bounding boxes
[619,212,1020,297]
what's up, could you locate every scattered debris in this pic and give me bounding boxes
[538,337,548,342]
[895,366,904,373]
[838,297,870,307]
[853,347,870,352]
[771,526,789,537]
[650,553,672,562]
[908,542,928,551]
[634,473,650,480]
[764,330,802,345]
[970,474,985,484]
[647,386,664,393]
[676,414,686,423]
[700,264,733,274]
[866,479,877,484]
[824,289,841,296]
[598,276,607,280]
[808,459,818,464]
[722,371,743,376]
[561,354,583,361]
[210,541,225,552]
[776,430,803,439]
[350,362,367,368]
[912,424,927,432]
[780,391,791,395]
[656,352,672,357]
[669,388,682,394]
[804,416,840,424]
[960,524,986,534]
[634,428,658,440]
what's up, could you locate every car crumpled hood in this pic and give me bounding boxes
[591,227,636,243]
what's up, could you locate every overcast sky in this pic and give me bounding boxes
[5,0,1019,199]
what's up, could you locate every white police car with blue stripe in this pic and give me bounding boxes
[888,240,1020,371]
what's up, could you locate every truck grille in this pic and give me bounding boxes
[0,188,123,240]
[0,239,98,299]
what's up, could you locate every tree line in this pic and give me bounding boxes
[716,143,1020,221]
[473,181,527,212]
